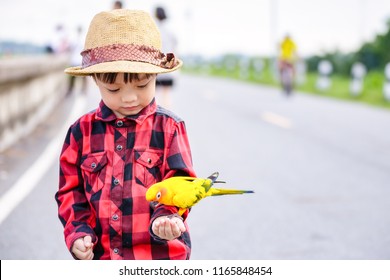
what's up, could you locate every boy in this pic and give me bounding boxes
[55,9,196,260]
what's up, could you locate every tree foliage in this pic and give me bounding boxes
[306,18,390,75]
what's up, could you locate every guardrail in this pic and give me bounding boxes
[0,54,69,152]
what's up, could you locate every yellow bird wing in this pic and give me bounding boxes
[171,183,207,209]
[155,176,210,209]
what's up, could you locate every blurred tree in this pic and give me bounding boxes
[306,18,390,75]
[355,19,390,70]
[306,52,354,76]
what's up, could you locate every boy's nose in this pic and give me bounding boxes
[121,91,137,103]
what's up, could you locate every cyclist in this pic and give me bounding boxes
[278,34,298,94]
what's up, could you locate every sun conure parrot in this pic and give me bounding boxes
[145,172,254,216]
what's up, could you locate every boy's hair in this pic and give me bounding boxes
[93,73,155,84]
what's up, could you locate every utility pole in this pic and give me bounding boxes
[269,0,278,57]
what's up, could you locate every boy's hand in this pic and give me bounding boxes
[152,215,186,241]
[71,235,94,260]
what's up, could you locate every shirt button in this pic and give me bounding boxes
[112,214,119,221]
[91,162,97,169]
[116,120,123,127]
[116,144,123,151]
[113,178,120,185]
[113,248,119,254]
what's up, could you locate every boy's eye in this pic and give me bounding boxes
[137,83,148,89]
[137,79,152,88]
[107,88,120,92]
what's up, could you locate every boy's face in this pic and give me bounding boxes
[96,73,156,118]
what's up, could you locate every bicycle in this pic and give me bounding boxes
[279,61,294,96]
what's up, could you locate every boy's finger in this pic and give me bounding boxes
[84,235,93,248]
[152,221,158,232]
[85,249,94,260]
[172,218,186,233]
[161,218,170,237]
[170,220,181,237]
[77,249,93,260]
[73,239,86,252]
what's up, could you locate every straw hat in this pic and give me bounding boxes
[65,9,182,76]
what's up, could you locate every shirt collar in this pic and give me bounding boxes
[96,98,157,125]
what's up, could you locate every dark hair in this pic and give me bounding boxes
[93,73,155,84]
[113,1,123,9]
[155,7,167,21]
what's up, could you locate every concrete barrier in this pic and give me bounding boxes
[0,54,69,152]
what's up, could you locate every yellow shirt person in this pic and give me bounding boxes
[279,35,297,64]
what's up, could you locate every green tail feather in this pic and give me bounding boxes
[206,172,226,185]
[207,172,220,183]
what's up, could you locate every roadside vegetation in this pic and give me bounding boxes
[183,19,390,110]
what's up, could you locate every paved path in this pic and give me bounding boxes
[1,74,389,259]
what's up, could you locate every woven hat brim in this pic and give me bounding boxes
[65,59,182,76]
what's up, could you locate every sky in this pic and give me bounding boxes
[1,0,390,58]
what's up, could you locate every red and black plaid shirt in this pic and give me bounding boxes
[55,99,196,260]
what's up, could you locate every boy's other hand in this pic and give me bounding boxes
[71,235,94,260]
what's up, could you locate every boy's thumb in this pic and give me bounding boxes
[84,235,93,248]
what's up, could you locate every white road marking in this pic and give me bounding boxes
[0,94,87,225]
[261,111,293,129]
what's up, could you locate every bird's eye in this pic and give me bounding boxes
[156,192,161,200]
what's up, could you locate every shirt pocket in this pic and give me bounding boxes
[80,151,108,194]
[134,149,163,188]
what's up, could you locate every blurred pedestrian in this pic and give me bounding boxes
[56,9,196,260]
[154,6,178,109]
[112,1,123,9]
[49,24,70,54]
[67,25,88,96]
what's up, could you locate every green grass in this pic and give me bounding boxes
[183,57,390,110]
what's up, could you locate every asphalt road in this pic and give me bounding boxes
[1,74,389,260]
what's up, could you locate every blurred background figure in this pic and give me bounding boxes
[48,24,71,54]
[278,34,298,95]
[112,1,123,9]
[154,6,178,109]
[67,25,87,96]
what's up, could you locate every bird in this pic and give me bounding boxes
[145,172,254,216]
